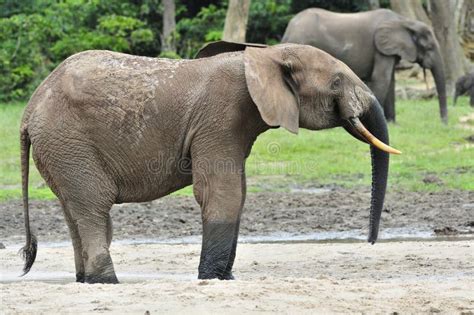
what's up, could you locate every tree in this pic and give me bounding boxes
[367,0,380,10]
[455,0,474,65]
[161,0,176,54]
[429,0,466,94]
[390,0,431,26]
[222,0,251,42]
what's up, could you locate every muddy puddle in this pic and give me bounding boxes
[2,227,473,250]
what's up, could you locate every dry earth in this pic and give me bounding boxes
[1,241,473,314]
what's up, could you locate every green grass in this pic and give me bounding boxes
[247,97,474,192]
[0,103,57,201]
[1,97,473,201]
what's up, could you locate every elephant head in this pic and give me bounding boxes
[454,72,474,106]
[197,41,401,243]
[375,18,447,123]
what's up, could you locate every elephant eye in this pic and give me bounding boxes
[331,77,342,90]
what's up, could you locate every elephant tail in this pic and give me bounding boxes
[19,128,37,276]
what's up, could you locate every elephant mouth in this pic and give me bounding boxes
[348,117,401,155]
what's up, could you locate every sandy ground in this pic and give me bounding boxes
[1,241,473,314]
[1,189,473,313]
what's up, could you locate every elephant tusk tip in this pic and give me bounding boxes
[370,138,402,155]
[388,148,402,155]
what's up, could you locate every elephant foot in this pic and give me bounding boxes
[198,271,235,280]
[221,272,235,280]
[84,273,119,284]
[83,253,119,284]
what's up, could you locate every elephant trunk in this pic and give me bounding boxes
[351,101,391,244]
[430,50,448,123]
[364,102,390,243]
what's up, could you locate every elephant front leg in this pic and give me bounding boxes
[192,158,245,280]
[385,69,396,122]
[368,53,397,121]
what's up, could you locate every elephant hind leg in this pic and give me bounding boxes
[59,200,113,283]
[106,216,113,248]
[59,199,86,282]
[64,193,117,284]
[39,148,119,284]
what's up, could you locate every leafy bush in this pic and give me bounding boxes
[0,0,390,102]
[176,4,226,58]
[0,0,162,102]
[247,0,293,44]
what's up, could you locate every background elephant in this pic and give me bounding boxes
[19,41,399,283]
[454,72,474,107]
[282,8,447,124]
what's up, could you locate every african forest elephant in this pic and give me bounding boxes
[20,41,400,283]
[454,72,474,107]
[282,8,448,123]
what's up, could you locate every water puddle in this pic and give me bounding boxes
[111,227,474,245]
[290,187,332,194]
[2,228,473,250]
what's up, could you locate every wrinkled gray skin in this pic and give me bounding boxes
[454,72,474,107]
[20,42,391,283]
[282,8,448,123]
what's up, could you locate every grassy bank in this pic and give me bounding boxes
[0,98,473,201]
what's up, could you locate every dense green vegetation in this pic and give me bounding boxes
[1,97,472,201]
[0,0,390,102]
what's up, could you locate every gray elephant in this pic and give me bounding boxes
[19,41,400,283]
[454,72,474,107]
[282,8,447,123]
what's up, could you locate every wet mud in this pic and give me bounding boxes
[1,188,472,245]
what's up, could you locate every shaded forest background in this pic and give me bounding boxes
[1,0,470,102]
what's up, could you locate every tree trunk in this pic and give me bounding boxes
[454,0,465,29]
[223,0,251,42]
[390,0,431,26]
[368,0,380,10]
[455,0,474,67]
[430,0,466,94]
[161,0,176,53]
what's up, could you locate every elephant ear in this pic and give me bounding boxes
[244,46,299,134]
[195,41,267,59]
[374,19,417,62]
